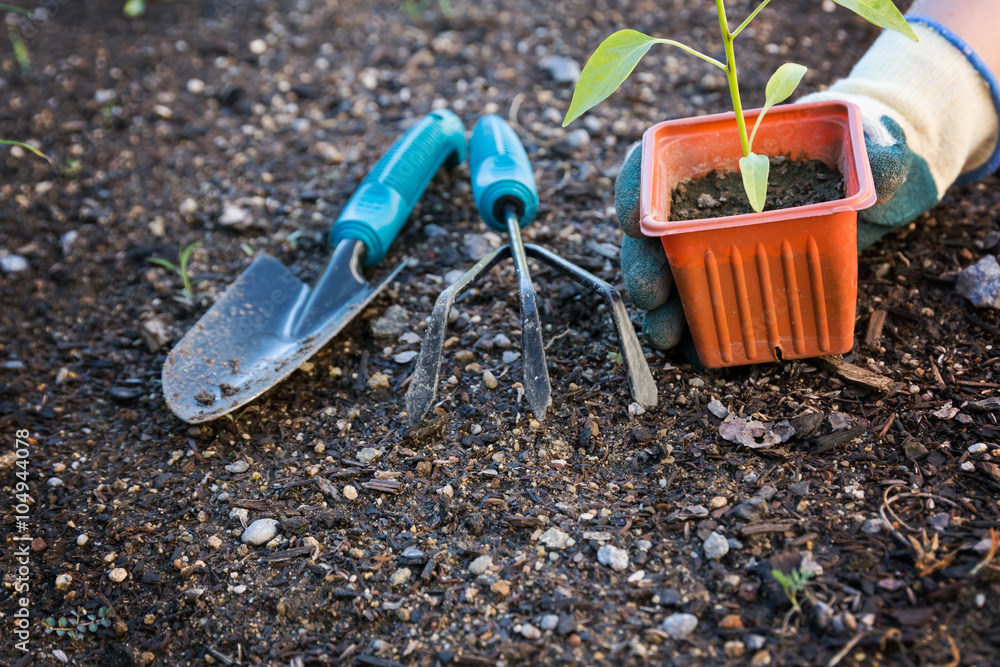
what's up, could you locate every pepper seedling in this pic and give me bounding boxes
[563,0,917,212]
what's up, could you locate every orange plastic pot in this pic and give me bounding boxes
[639,101,876,367]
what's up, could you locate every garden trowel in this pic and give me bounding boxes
[162,110,466,423]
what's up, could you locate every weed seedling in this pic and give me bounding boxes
[42,607,113,639]
[0,139,53,163]
[772,567,813,629]
[564,0,916,212]
[147,240,202,304]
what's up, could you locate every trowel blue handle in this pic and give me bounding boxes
[469,114,539,233]
[330,109,466,268]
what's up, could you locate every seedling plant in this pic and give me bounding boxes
[772,567,814,630]
[42,606,113,639]
[147,239,202,304]
[563,0,917,212]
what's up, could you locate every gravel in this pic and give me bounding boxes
[703,532,730,560]
[597,545,629,571]
[661,613,699,639]
[241,519,280,546]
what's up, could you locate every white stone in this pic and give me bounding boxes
[393,350,419,364]
[968,443,989,455]
[390,568,412,586]
[539,527,574,550]
[482,370,498,389]
[343,485,358,500]
[357,447,381,464]
[109,567,128,583]
[186,79,205,94]
[661,612,699,639]
[468,555,492,575]
[703,532,729,560]
[597,545,629,571]
[225,460,250,474]
[0,254,28,273]
[241,518,279,545]
[55,574,72,591]
[76,534,88,546]
[520,622,541,639]
[249,39,267,55]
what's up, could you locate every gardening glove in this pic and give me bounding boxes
[615,142,687,350]
[798,16,1000,248]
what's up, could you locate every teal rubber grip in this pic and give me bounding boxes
[469,114,539,233]
[330,109,466,268]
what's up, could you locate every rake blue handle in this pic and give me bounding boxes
[330,109,466,268]
[469,114,539,233]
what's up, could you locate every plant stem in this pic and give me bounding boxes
[655,38,727,71]
[715,0,750,157]
[731,0,772,39]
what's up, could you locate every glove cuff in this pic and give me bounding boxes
[803,19,1000,198]
[909,16,1000,184]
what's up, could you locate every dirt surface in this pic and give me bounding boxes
[3,1,1000,666]
[672,158,845,220]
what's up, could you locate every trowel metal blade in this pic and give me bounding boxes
[162,243,403,423]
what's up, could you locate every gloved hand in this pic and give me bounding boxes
[616,16,1000,349]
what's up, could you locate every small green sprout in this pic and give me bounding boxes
[772,567,814,629]
[564,0,916,212]
[42,607,113,639]
[0,139,53,164]
[147,239,202,304]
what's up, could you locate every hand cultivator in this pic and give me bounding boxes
[405,115,657,424]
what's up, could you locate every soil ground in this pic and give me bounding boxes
[2,1,1000,666]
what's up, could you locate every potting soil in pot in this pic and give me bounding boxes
[670,157,845,220]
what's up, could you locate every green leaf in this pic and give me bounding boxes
[146,257,178,272]
[101,618,112,627]
[0,3,34,17]
[89,622,99,632]
[123,0,146,18]
[749,62,806,150]
[739,153,770,213]
[0,139,53,163]
[832,0,918,42]
[55,629,65,636]
[563,30,660,126]
[98,607,107,618]
[58,617,67,627]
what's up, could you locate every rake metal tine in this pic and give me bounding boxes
[405,245,512,425]
[524,243,658,409]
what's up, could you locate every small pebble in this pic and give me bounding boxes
[707,399,728,418]
[225,460,250,474]
[207,535,223,549]
[390,568,412,586]
[367,372,390,390]
[661,613,698,639]
[343,485,358,500]
[969,443,988,455]
[567,128,590,149]
[520,622,541,640]
[0,255,28,273]
[597,545,629,571]
[241,518,279,545]
[76,534,88,546]
[232,584,247,594]
[437,484,454,498]
[393,351,419,364]
[492,333,511,349]
[482,370,498,389]
[356,447,381,464]
[703,532,729,560]
[55,574,72,591]
[109,568,128,583]
[502,351,520,364]
[186,78,205,94]
[468,555,492,575]
[249,38,267,55]
[540,614,559,631]
[539,527,574,550]
[961,461,975,472]
[709,496,728,510]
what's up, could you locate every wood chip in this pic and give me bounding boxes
[863,309,887,348]
[817,356,904,394]
[813,424,868,454]
[740,520,799,536]
[362,479,403,495]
